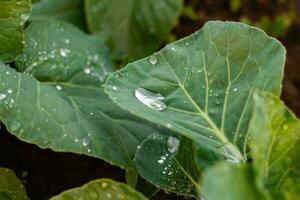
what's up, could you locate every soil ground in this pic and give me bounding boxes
[1,0,300,199]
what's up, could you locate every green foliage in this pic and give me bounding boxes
[50,179,147,200]
[1,1,300,200]
[85,0,183,61]
[250,92,300,199]
[241,10,296,37]
[30,0,86,30]
[0,0,31,62]
[0,168,29,200]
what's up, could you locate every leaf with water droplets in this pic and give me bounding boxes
[105,21,285,194]
[250,92,300,199]
[0,0,31,62]
[0,20,164,170]
[105,21,285,165]
[135,134,201,197]
[85,0,183,60]
[50,179,147,200]
[16,20,113,84]
[0,167,29,200]
[30,0,86,30]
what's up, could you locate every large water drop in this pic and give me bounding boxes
[134,88,166,111]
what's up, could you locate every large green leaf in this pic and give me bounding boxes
[0,20,158,169]
[84,0,183,60]
[0,0,31,62]
[250,92,300,199]
[30,0,86,30]
[0,167,29,200]
[201,162,265,200]
[104,21,286,164]
[134,135,200,196]
[50,179,147,200]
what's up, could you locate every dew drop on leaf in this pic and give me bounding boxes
[112,86,118,91]
[134,87,166,111]
[20,13,29,22]
[55,85,62,90]
[84,68,91,74]
[0,93,6,100]
[167,136,180,153]
[10,121,21,132]
[82,138,90,147]
[7,88,13,94]
[149,55,158,65]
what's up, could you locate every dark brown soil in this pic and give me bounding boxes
[1,0,300,199]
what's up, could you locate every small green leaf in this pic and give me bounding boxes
[50,179,147,200]
[0,167,29,200]
[0,0,31,62]
[201,162,265,200]
[85,0,183,60]
[30,0,86,30]
[105,21,285,164]
[135,134,200,196]
[250,92,300,199]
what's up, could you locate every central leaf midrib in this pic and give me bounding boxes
[161,54,244,161]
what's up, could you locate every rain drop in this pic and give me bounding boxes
[20,13,29,21]
[60,48,70,57]
[167,136,180,153]
[149,55,158,65]
[0,93,6,100]
[134,87,166,111]
[82,138,90,147]
[56,85,62,90]
[112,86,118,91]
[7,88,13,94]
[166,123,172,129]
[10,121,21,132]
[84,68,91,74]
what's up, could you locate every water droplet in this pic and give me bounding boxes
[167,136,180,153]
[20,13,29,21]
[84,68,91,74]
[60,48,70,57]
[82,138,89,147]
[112,86,118,91]
[10,121,21,132]
[0,93,6,100]
[134,88,166,111]
[149,55,158,65]
[7,88,13,94]
[65,39,70,44]
[56,85,62,90]
[233,88,238,92]
[166,123,172,129]
[158,159,164,164]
